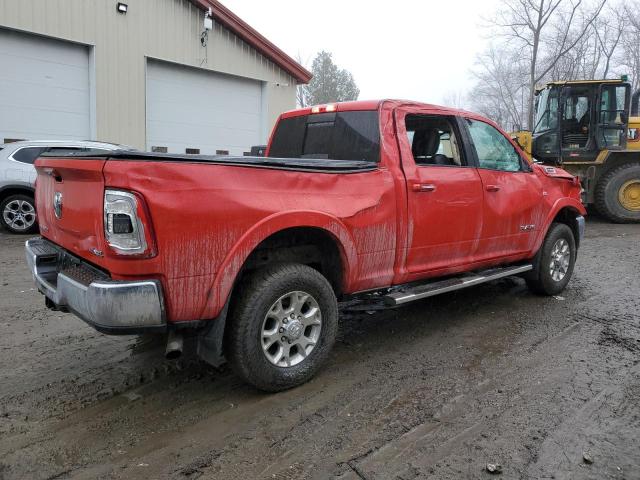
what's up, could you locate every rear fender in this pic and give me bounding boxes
[201,211,358,319]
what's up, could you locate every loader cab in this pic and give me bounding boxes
[532,80,631,164]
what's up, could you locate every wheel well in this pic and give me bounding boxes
[552,208,582,248]
[239,227,345,296]
[0,186,35,204]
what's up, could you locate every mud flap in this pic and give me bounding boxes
[196,301,229,368]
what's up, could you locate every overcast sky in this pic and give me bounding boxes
[222,0,501,105]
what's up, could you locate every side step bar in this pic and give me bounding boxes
[383,264,533,306]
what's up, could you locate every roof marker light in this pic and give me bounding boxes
[310,104,337,114]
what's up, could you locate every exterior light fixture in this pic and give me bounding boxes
[117,2,128,14]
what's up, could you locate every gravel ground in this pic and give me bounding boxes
[0,217,639,480]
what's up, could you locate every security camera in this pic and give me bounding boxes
[204,7,213,30]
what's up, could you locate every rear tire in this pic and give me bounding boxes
[526,223,576,296]
[594,163,640,223]
[0,194,38,234]
[226,263,338,392]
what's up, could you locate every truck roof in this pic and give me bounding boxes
[280,99,478,120]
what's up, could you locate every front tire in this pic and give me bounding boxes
[594,163,640,223]
[226,263,338,392]
[526,223,576,296]
[0,194,38,234]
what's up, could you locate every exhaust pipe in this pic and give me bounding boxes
[165,331,183,360]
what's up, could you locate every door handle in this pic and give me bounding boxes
[485,185,501,192]
[412,183,437,192]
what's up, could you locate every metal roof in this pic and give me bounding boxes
[188,0,312,84]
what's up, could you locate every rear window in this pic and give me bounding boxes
[11,147,49,164]
[269,111,380,162]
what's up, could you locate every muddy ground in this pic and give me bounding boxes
[0,218,639,480]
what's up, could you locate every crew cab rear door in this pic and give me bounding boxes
[463,118,544,259]
[395,108,484,279]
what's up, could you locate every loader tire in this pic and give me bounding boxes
[594,163,640,223]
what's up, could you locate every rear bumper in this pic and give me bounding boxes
[25,237,166,334]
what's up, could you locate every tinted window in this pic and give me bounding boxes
[534,87,559,133]
[467,119,522,172]
[46,147,91,155]
[600,85,627,124]
[12,147,48,164]
[269,111,380,162]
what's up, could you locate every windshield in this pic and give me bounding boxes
[533,87,559,134]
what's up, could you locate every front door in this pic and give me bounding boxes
[396,111,484,280]
[594,83,630,151]
[464,118,544,259]
[559,85,599,163]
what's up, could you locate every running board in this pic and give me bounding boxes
[383,264,533,306]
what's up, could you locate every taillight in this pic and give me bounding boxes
[104,189,156,257]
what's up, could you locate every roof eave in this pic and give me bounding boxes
[189,0,312,84]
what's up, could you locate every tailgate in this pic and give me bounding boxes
[35,158,108,264]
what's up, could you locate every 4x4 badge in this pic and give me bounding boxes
[53,192,63,219]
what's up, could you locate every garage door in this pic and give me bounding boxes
[146,60,263,156]
[0,28,90,143]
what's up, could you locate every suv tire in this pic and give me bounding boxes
[526,223,576,296]
[226,263,338,392]
[0,194,38,234]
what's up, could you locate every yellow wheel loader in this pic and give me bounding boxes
[513,79,640,223]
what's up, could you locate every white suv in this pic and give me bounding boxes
[0,140,131,234]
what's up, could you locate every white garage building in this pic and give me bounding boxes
[0,0,310,154]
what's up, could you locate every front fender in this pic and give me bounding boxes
[533,197,587,254]
[201,210,359,319]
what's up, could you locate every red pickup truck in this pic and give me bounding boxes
[26,100,586,391]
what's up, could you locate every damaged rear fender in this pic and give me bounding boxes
[200,210,359,319]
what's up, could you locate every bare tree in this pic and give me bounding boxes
[442,90,469,110]
[471,46,529,129]
[295,54,310,108]
[491,0,606,128]
[594,8,625,77]
[619,1,640,91]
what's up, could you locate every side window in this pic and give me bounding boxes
[11,147,49,164]
[405,115,464,167]
[46,147,91,155]
[466,119,522,172]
